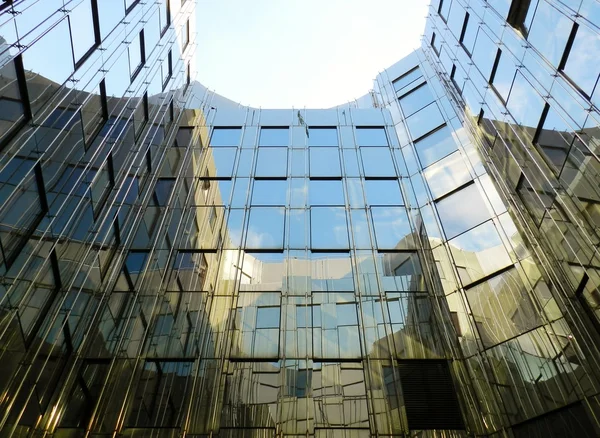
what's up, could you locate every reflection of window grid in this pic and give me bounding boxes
[128,360,194,427]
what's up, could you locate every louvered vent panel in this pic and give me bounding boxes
[397,360,464,430]
[513,402,596,438]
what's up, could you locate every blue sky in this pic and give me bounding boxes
[196,0,429,108]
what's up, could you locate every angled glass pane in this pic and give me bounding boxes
[310,207,349,250]
[210,127,242,146]
[246,207,285,249]
[309,148,341,177]
[436,183,492,239]
[251,179,287,205]
[364,180,403,205]
[308,127,338,146]
[371,207,413,250]
[423,151,472,199]
[23,19,74,86]
[393,67,423,93]
[356,127,388,146]
[309,179,344,206]
[69,0,97,63]
[256,148,288,177]
[449,220,512,287]
[471,29,497,79]
[563,23,600,97]
[528,1,573,68]
[259,127,289,146]
[128,32,143,77]
[465,268,542,347]
[414,126,457,168]
[399,84,435,117]
[208,148,237,177]
[405,103,445,140]
[361,148,396,177]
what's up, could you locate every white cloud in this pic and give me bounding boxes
[196,0,429,108]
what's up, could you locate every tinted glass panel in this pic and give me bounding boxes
[414,126,457,168]
[393,67,423,93]
[259,127,289,146]
[247,207,285,249]
[436,183,491,239]
[528,2,572,67]
[563,23,600,97]
[364,180,403,205]
[308,127,338,146]
[361,148,396,177]
[70,0,97,63]
[309,148,341,177]
[371,207,412,249]
[256,148,287,177]
[405,103,445,140]
[310,207,349,249]
[309,180,344,206]
[355,127,388,146]
[399,84,434,117]
[424,151,472,198]
[210,128,242,146]
[252,180,287,205]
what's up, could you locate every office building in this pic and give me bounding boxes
[0,0,599,436]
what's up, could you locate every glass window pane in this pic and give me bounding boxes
[424,151,472,199]
[356,127,388,146]
[310,207,349,249]
[414,126,458,168]
[506,72,545,129]
[449,220,512,287]
[471,29,497,79]
[0,60,26,145]
[347,179,365,207]
[309,148,341,177]
[393,67,423,93]
[465,267,542,347]
[342,149,360,177]
[290,178,307,207]
[290,149,307,177]
[528,2,573,68]
[361,148,396,177]
[436,184,491,239]
[405,103,445,140]
[210,127,242,146]
[256,148,287,177]
[288,209,308,248]
[371,207,413,250]
[129,32,143,78]
[208,148,237,177]
[309,180,344,206]
[308,127,338,146]
[461,18,477,55]
[23,19,74,87]
[252,180,287,205]
[97,0,125,39]
[247,207,285,249]
[563,23,600,97]
[69,0,97,63]
[365,180,403,205]
[399,84,435,117]
[256,307,280,329]
[259,127,289,146]
[491,50,516,102]
[144,10,161,58]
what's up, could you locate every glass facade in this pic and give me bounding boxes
[1,0,600,436]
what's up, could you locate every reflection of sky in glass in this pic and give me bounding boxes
[310,207,349,249]
[436,183,491,239]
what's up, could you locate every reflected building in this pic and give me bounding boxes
[2,0,600,437]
